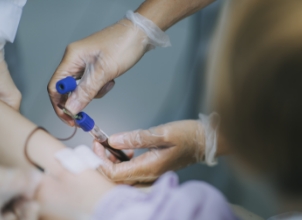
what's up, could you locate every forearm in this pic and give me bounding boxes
[136,0,215,31]
[0,101,65,174]
[0,101,116,219]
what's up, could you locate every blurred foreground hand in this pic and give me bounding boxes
[94,120,208,184]
[0,167,41,220]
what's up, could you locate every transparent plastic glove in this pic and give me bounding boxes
[48,11,170,126]
[93,114,219,184]
[0,49,22,111]
[0,167,41,220]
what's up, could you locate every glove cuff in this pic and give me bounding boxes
[199,112,220,166]
[0,46,4,62]
[125,10,171,48]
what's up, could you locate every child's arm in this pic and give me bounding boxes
[0,100,116,219]
[0,100,65,174]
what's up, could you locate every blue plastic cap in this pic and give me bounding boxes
[56,76,77,94]
[75,112,95,132]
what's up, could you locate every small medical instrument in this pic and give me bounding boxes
[56,77,130,162]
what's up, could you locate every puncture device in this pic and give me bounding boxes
[56,76,130,162]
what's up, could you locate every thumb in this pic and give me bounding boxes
[48,50,85,126]
[93,141,160,183]
[13,201,40,220]
[65,58,113,114]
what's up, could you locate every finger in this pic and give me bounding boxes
[93,141,107,157]
[0,168,41,202]
[94,80,115,99]
[108,153,119,163]
[125,149,134,159]
[108,127,173,150]
[2,212,17,220]
[48,46,85,125]
[107,149,134,163]
[49,93,75,127]
[13,201,40,220]
[94,142,168,184]
[65,53,114,115]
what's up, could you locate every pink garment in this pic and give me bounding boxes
[92,172,239,220]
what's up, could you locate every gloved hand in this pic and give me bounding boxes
[0,167,41,220]
[93,114,220,184]
[48,11,170,126]
[0,49,22,111]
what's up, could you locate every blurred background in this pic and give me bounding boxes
[5,0,274,218]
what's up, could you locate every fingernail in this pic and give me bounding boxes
[104,81,115,93]
[99,81,115,98]
[109,134,125,146]
[124,149,134,158]
[60,117,74,127]
[68,120,75,127]
[93,142,102,155]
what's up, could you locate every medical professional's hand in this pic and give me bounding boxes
[93,120,207,184]
[0,50,22,111]
[0,167,41,220]
[48,19,150,126]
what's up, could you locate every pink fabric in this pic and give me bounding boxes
[92,172,239,220]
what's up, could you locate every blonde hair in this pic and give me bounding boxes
[208,0,302,194]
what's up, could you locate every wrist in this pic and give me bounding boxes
[136,0,215,31]
[124,11,171,48]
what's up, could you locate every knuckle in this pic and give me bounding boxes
[130,130,144,147]
[47,81,52,93]
[66,43,76,53]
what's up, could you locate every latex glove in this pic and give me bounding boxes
[0,167,41,220]
[48,19,147,126]
[0,49,22,111]
[48,11,170,126]
[93,115,219,184]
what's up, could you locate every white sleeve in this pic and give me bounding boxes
[0,0,27,49]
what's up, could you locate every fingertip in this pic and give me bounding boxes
[93,141,105,157]
[93,140,102,148]
[95,80,115,99]
[108,133,125,148]
[69,120,75,127]
[125,149,134,158]
[58,113,76,127]
[108,154,119,163]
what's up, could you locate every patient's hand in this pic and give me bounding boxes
[35,169,115,220]
[0,167,40,220]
